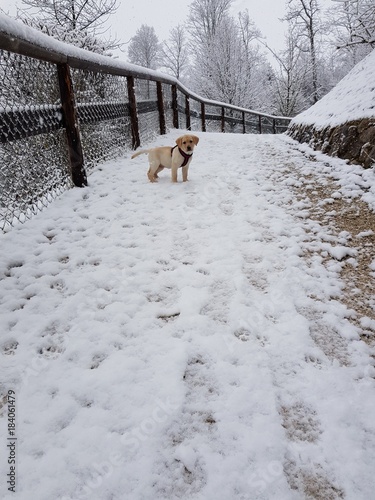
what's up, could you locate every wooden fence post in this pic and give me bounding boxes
[201,102,206,132]
[127,76,140,149]
[171,84,179,129]
[185,95,191,130]
[156,81,166,135]
[242,111,246,134]
[258,115,262,134]
[221,107,225,133]
[273,119,277,134]
[57,63,87,187]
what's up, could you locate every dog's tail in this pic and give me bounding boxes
[131,149,150,159]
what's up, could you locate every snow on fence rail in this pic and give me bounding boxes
[0,14,291,231]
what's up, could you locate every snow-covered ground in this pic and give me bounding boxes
[1,131,375,500]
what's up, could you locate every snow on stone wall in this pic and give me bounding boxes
[287,48,375,168]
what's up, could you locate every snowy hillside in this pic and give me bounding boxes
[291,48,375,128]
[1,131,375,499]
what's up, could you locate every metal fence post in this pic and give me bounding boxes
[57,63,87,187]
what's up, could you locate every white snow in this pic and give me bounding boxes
[360,316,375,332]
[320,243,357,262]
[291,48,375,128]
[1,131,375,500]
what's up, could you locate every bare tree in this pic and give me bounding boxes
[128,25,161,100]
[160,25,189,80]
[263,25,309,116]
[285,0,322,104]
[238,10,261,55]
[236,10,264,106]
[315,0,374,89]
[191,11,271,112]
[331,0,375,47]
[202,15,243,104]
[21,0,118,32]
[188,0,233,44]
[128,25,161,70]
[17,0,120,52]
[188,0,235,103]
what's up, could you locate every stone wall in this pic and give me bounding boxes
[287,118,375,169]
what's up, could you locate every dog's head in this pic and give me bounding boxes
[176,134,199,154]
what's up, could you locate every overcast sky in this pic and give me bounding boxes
[1,0,334,59]
[107,0,290,54]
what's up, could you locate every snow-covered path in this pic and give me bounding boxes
[1,131,375,500]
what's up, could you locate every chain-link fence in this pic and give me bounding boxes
[71,68,132,172]
[0,17,291,232]
[163,83,174,131]
[0,49,163,231]
[0,51,72,231]
[135,80,160,146]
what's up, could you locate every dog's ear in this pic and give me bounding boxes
[192,135,199,146]
[175,136,183,148]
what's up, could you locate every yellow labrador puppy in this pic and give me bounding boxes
[131,134,199,183]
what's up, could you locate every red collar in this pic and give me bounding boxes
[171,145,193,167]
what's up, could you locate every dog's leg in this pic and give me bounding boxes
[182,165,189,182]
[154,165,164,179]
[171,162,179,183]
[147,167,156,182]
[147,157,161,182]
[171,168,178,182]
